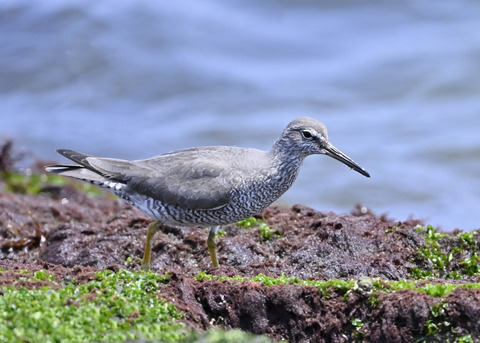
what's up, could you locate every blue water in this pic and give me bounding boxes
[2,0,480,230]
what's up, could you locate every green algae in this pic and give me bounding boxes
[2,268,479,343]
[0,269,185,343]
[236,217,281,241]
[411,225,480,279]
[195,271,480,299]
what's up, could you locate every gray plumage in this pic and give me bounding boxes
[46,117,370,268]
[46,117,369,226]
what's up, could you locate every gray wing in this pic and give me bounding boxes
[51,149,238,210]
[123,154,233,210]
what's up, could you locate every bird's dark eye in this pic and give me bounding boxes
[301,130,313,139]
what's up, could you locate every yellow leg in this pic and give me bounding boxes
[141,221,162,271]
[207,226,220,268]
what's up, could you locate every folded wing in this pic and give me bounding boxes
[46,149,235,210]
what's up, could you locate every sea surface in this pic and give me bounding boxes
[1,0,480,230]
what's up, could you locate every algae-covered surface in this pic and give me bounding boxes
[1,143,480,342]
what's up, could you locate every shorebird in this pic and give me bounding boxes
[46,117,370,270]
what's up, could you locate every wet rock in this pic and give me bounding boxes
[1,187,480,342]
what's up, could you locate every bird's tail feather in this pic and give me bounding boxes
[45,164,107,183]
[55,149,93,168]
[45,149,109,183]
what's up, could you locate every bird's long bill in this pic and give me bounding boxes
[324,145,370,178]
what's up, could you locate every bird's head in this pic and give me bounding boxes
[279,116,370,177]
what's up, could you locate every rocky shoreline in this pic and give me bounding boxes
[1,145,479,342]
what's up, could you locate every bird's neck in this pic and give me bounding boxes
[268,137,305,180]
